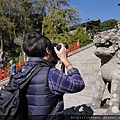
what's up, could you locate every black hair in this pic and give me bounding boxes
[23,32,52,58]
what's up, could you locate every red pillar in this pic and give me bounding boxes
[0,69,2,80]
[68,44,71,52]
[16,63,19,71]
[3,68,7,79]
[7,66,10,77]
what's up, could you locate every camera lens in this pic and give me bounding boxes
[56,44,61,51]
[56,43,68,51]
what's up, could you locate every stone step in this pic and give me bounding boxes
[85,80,96,86]
[64,90,110,110]
[72,90,94,98]
[64,94,93,108]
[84,84,95,91]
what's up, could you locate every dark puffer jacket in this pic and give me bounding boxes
[21,57,64,120]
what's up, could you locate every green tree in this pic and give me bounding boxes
[0,0,82,62]
[0,0,15,58]
[87,19,117,40]
[70,26,91,47]
[42,0,81,43]
[100,19,117,31]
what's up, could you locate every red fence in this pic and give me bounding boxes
[68,39,80,52]
[0,39,80,81]
[0,61,24,81]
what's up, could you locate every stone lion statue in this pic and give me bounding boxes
[92,29,120,115]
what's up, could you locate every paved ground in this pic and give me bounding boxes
[0,43,110,115]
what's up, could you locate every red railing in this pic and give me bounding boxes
[68,38,80,52]
[0,61,24,81]
[0,39,80,81]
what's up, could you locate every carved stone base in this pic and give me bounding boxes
[89,98,120,115]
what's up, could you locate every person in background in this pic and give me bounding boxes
[9,60,16,78]
[17,32,85,120]
[24,53,29,62]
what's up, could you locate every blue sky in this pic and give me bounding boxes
[69,0,120,23]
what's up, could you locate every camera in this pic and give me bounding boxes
[52,42,68,59]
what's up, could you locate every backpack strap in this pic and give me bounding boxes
[5,62,51,91]
[19,62,50,90]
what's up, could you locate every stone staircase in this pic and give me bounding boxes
[56,44,110,111]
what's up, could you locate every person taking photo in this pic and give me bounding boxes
[17,32,85,120]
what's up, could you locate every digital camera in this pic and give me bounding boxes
[52,42,68,59]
